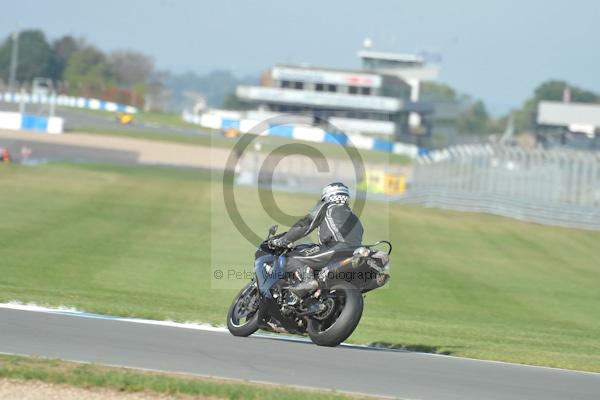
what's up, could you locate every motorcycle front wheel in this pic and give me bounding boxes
[227,281,260,337]
[307,281,363,347]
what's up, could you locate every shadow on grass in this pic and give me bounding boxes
[367,342,458,355]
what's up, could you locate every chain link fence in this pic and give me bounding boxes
[402,144,600,230]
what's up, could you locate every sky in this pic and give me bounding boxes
[1,0,599,115]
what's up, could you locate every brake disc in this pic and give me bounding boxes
[313,298,335,321]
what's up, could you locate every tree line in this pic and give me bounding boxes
[0,30,161,107]
[1,29,598,136]
[421,80,600,137]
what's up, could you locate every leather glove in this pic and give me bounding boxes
[268,237,292,249]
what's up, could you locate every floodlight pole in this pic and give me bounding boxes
[8,30,19,90]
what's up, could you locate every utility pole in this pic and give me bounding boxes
[8,30,19,91]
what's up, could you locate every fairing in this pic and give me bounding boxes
[254,254,285,298]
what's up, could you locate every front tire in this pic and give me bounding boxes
[307,281,363,347]
[227,282,260,337]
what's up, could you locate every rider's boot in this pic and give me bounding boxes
[289,267,318,298]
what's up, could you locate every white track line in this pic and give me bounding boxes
[0,302,228,332]
[1,302,599,376]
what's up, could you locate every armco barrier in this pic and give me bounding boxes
[0,92,137,114]
[0,111,63,134]
[402,144,600,230]
[182,110,423,158]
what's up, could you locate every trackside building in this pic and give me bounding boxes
[537,101,600,149]
[235,50,439,143]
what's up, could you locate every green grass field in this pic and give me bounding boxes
[1,163,599,372]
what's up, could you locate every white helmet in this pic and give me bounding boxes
[321,182,350,204]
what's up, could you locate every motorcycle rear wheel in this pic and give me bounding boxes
[227,282,260,337]
[307,281,363,347]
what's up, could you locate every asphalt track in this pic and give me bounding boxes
[1,307,599,399]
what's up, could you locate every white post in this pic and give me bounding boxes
[19,87,26,115]
[49,91,56,117]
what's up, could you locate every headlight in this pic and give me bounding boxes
[353,247,370,257]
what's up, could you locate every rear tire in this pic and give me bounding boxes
[307,281,363,347]
[227,282,260,337]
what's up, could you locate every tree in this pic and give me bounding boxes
[49,35,81,82]
[164,69,255,107]
[143,69,170,111]
[222,91,253,110]
[63,45,114,97]
[0,30,52,85]
[457,100,490,134]
[0,29,165,104]
[420,81,458,102]
[105,50,155,105]
[533,80,599,103]
[108,50,154,87]
[421,81,494,135]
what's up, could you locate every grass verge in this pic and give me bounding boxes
[0,354,362,399]
[71,108,200,130]
[65,108,409,165]
[0,163,599,372]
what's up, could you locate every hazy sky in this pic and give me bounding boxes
[2,0,599,114]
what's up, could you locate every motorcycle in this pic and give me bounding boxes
[227,224,391,346]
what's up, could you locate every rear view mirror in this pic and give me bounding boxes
[269,225,278,236]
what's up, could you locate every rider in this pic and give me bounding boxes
[268,182,363,297]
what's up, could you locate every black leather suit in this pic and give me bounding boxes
[280,200,364,273]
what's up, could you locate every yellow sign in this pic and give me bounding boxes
[363,170,406,195]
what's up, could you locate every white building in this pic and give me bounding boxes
[235,47,439,141]
[537,101,600,149]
